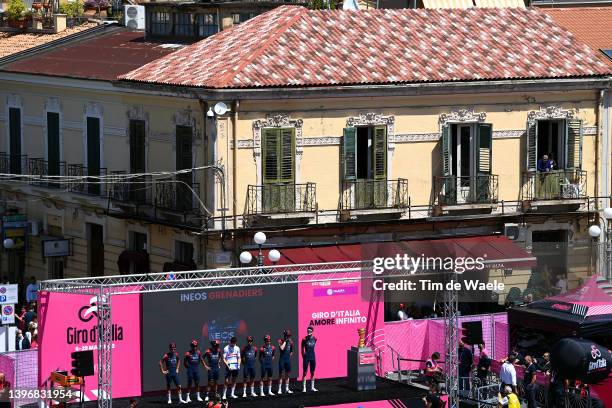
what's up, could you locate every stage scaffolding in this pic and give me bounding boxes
[39,261,460,408]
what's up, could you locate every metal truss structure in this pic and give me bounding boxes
[443,272,459,408]
[39,261,460,408]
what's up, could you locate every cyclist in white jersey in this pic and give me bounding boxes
[222,336,241,400]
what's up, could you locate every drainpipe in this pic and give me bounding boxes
[232,100,240,231]
[600,89,611,210]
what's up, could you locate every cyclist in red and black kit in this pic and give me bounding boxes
[184,340,205,402]
[203,340,223,402]
[241,336,258,398]
[259,335,275,396]
[159,342,185,404]
[277,329,294,395]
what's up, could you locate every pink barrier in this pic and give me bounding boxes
[381,313,508,375]
[0,349,38,407]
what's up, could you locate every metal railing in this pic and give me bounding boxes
[341,178,409,211]
[28,157,66,188]
[154,178,201,214]
[433,175,499,206]
[67,164,108,196]
[108,171,152,205]
[244,183,317,215]
[0,152,28,175]
[521,170,587,201]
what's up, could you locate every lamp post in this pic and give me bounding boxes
[239,232,282,267]
[588,207,612,282]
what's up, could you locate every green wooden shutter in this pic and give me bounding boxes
[47,112,60,176]
[477,123,492,174]
[176,125,193,171]
[373,126,387,180]
[342,127,357,180]
[441,124,451,176]
[9,107,21,160]
[526,121,537,172]
[263,129,280,184]
[280,128,295,183]
[566,119,582,170]
[86,117,101,176]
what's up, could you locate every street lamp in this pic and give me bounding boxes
[588,207,612,281]
[3,239,14,250]
[239,232,282,267]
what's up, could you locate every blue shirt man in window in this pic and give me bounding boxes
[537,154,554,172]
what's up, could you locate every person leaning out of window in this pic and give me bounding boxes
[537,154,555,172]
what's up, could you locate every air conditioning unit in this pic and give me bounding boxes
[124,5,145,30]
[504,223,527,243]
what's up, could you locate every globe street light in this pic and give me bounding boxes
[3,238,14,250]
[239,232,282,267]
[589,207,612,282]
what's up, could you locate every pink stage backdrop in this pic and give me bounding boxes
[298,273,385,379]
[38,291,141,401]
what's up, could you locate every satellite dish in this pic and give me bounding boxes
[213,102,229,116]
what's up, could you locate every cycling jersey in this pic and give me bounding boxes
[224,344,241,370]
[302,336,316,360]
[204,347,223,370]
[163,351,179,372]
[279,339,293,360]
[185,350,202,370]
[260,344,275,367]
[242,345,257,368]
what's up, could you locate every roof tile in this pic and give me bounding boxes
[120,6,612,89]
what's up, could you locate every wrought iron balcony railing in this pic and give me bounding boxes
[244,183,317,215]
[433,175,499,206]
[0,153,28,175]
[521,170,587,201]
[108,171,152,205]
[67,164,108,196]
[340,178,409,211]
[154,178,201,214]
[28,158,66,188]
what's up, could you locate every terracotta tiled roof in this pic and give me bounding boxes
[3,28,183,81]
[0,23,97,59]
[120,6,612,89]
[542,7,612,52]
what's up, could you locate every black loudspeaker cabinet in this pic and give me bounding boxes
[461,321,484,345]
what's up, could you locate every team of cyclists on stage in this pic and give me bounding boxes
[159,326,318,404]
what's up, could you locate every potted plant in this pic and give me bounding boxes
[84,0,109,18]
[6,0,27,29]
[31,2,42,10]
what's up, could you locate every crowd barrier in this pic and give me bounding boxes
[0,349,38,407]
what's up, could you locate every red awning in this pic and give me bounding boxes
[254,235,536,269]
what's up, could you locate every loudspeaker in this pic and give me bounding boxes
[461,321,483,345]
[71,350,94,377]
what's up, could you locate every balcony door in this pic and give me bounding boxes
[129,120,146,202]
[176,126,193,211]
[442,123,492,204]
[262,128,295,213]
[47,112,61,177]
[342,126,387,209]
[9,107,22,174]
[86,117,101,195]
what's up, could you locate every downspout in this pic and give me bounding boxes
[601,89,611,210]
[232,100,240,231]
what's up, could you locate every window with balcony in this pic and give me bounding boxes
[129,120,147,203]
[342,126,394,209]
[47,112,61,177]
[150,11,171,36]
[86,117,101,195]
[197,13,217,37]
[525,118,584,201]
[9,107,22,174]
[174,13,194,37]
[261,128,295,212]
[437,123,495,206]
[176,125,193,210]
